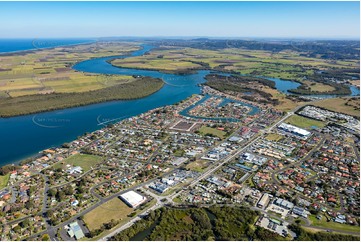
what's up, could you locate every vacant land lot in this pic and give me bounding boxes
[199,125,227,139]
[83,197,134,231]
[311,97,360,118]
[0,174,10,189]
[285,114,326,129]
[265,133,284,142]
[308,214,360,233]
[186,160,209,172]
[53,154,103,172]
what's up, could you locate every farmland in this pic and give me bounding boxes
[110,46,359,83]
[0,42,167,117]
[0,76,164,117]
[0,42,140,97]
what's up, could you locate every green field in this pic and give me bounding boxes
[285,114,326,129]
[185,160,209,172]
[111,57,202,74]
[109,46,359,82]
[53,154,103,172]
[0,174,10,189]
[0,42,168,117]
[199,126,227,139]
[265,133,284,142]
[308,214,360,233]
[312,97,360,118]
[0,42,140,97]
[83,197,134,231]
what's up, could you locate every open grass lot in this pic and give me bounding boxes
[199,125,227,139]
[308,214,360,233]
[311,97,360,118]
[265,133,284,142]
[53,154,103,172]
[185,160,209,172]
[0,174,10,189]
[83,197,134,232]
[258,85,305,111]
[285,114,326,129]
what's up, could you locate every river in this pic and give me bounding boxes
[0,44,358,166]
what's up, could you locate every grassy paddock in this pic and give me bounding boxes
[285,114,326,129]
[83,197,134,232]
[0,174,10,189]
[311,97,360,118]
[199,126,227,139]
[265,133,284,142]
[186,160,209,172]
[53,154,103,172]
[308,214,360,233]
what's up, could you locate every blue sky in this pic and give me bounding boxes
[0,1,359,39]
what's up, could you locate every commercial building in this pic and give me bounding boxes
[119,190,146,208]
[292,206,308,218]
[257,193,271,208]
[67,221,85,240]
[278,123,311,138]
[274,198,294,210]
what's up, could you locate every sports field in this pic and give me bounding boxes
[53,154,103,172]
[285,114,326,129]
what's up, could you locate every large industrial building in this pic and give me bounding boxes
[278,123,311,139]
[119,190,147,208]
[257,193,271,208]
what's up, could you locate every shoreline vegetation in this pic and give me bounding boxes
[109,60,203,75]
[0,77,164,117]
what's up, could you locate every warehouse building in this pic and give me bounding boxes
[278,123,311,139]
[257,193,271,208]
[119,190,147,208]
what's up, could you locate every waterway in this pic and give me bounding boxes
[0,44,359,166]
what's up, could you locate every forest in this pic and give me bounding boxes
[205,74,280,105]
[109,206,286,241]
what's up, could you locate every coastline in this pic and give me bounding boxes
[0,39,96,55]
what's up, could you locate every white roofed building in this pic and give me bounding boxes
[119,191,147,208]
